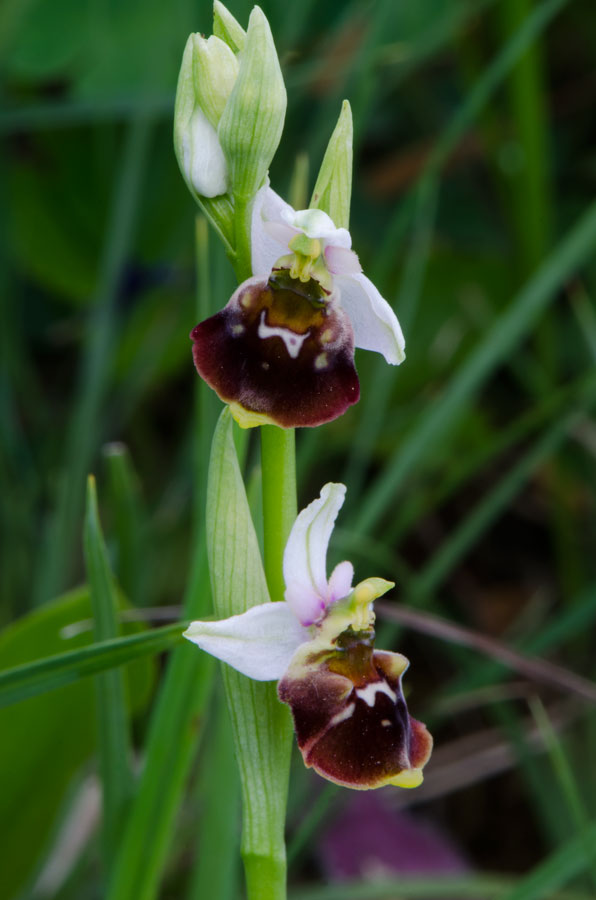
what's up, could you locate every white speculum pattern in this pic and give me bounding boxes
[355,681,397,708]
[257,311,310,359]
[329,702,356,728]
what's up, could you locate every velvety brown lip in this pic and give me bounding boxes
[190,271,360,428]
[278,637,432,789]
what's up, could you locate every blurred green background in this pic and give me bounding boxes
[2,0,596,897]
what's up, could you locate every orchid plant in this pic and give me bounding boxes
[173,4,431,898]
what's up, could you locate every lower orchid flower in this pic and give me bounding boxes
[184,482,432,790]
[190,187,406,429]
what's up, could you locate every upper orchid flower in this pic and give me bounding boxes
[191,187,406,429]
[184,482,432,790]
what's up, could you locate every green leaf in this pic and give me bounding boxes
[207,409,292,897]
[0,588,155,900]
[0,620,183,709]
[84,475,133,868]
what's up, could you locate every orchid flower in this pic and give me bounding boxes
[191,187,406,429]
[184,482,432,790]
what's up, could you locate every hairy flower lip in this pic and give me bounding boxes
[190,274,360,429]
[278,643,433,790]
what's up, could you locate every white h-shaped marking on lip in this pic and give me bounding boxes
[355,681,397,708]
[257,311,309,359]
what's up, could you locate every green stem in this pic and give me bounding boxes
[233,195,254,282]
[261,425,297,603]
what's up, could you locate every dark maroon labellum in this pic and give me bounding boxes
[190,271,360,428]
[278,637,432,789]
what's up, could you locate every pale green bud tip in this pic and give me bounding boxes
[218,5,287,200]
[310,99,353,230]
[213,1,246,53]
[192,33,239,129]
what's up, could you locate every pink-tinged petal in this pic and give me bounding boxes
[336,272,406,365]
[284,483,347,625]
[286,209,352,247]
[263,220,298,247]
[251,186,295,275]
[327,560,354,604]
[324,246,362,276]
[278,636,432,789]
[183,602,308,681]
[191,274,359,428]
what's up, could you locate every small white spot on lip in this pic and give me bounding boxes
[257,311,309,359]
[356,681,397,708]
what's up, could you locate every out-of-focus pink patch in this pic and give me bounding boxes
[319,792,468,883]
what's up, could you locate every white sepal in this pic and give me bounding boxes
[283,483,348,625]
[183,602,308,681]
[335,272,405,365]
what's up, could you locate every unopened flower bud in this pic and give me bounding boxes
[173,35,230,199]
[192,34,239,129]
[218,6,286,200]
[213,0,246,53]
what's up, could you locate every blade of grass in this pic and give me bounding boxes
[441,586,596,703]
[502,820,596,900]
[359,194,596,536]
[344,174,438,504]
[376,0,569,279]
[0,94,173,133]
[289,874,596,900]
[386,368,596,544]
[0,622,185,708]
[105,217,219,900]
[529,698,596,892]
[103,444,144,607]
[83,475,133,869]
[35,117,152,605]
[337,0,573,519]
[186,686,241,900]
[409,395,596,599]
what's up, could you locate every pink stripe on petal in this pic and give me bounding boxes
[328,560,354,604]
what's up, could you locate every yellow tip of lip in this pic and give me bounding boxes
[388,768,424,789]
[229,402,276,429]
